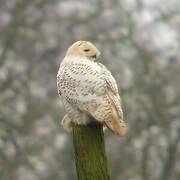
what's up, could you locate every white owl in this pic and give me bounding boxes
[57,41,127,136]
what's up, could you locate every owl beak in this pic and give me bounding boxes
[91,54,97,59]
[91,50,100,59]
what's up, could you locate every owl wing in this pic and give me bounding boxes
[98,63,127,136]
[57,60,127,136]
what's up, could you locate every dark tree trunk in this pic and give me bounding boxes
[72,123,111,180]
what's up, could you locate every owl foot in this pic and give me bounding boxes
[61,114,73,131]
[61,113,94,131]
[61,114,106,132]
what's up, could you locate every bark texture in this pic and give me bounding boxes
[72,123,111,180]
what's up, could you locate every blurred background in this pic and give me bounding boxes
[0,0,180,180]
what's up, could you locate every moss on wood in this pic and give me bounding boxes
[72,123,111,180]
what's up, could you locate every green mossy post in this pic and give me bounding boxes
[72,123,111,180]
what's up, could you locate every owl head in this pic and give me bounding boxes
[66,41,101,60]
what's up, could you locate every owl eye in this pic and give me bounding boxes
[84,49,90,52]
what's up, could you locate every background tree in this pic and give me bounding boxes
[0,0,180,180]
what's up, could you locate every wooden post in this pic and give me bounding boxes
[72,123,111,180]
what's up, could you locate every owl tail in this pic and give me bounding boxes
[105,117,127,136]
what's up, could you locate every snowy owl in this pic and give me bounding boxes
[57,41,127,136]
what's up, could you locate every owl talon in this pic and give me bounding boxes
[61,114,73,131]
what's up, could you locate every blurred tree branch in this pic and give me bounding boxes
[159,127,180,180]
